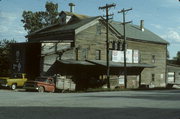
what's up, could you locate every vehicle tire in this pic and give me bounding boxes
[11,84,17,90]
[51,88,55,93]
[38,86,44,93]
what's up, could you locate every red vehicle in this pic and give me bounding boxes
[24,77,55,93]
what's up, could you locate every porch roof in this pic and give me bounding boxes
[86,60,155,68]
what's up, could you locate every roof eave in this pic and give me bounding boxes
[127,37,169,45]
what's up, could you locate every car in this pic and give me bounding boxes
[24,76,55,93]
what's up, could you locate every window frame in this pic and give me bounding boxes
[152,73,155,82]
[152,55,156,63]
[95,50,101,60]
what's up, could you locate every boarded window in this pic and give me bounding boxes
[95,50,101,60]
[96,24,101,35]
[152,55,155,63]
[81,48,88,60]
[152,74,155,81]
[75,48,78,60]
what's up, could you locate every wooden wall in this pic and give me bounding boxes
[75,21,167,88]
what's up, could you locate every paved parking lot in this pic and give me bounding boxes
[0,89,180,119]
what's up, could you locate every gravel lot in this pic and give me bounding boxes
[0,89,180,119]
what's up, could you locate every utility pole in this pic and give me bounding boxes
[118,8,132,88]
[99,3,116,89]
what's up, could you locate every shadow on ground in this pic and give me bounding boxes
[83,90,180,101]
[0,107,180,119]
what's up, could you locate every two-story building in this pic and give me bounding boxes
[24,10,168,90]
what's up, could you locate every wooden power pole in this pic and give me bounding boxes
[118,8,132,88]
[99,3,116,89]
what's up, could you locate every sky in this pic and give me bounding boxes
[0,0,180,59]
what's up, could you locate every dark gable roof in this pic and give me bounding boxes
[41,16,99,34]
[27,11,168,44]
[27,15,99,37]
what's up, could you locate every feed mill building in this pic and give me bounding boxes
[14,11,169,90]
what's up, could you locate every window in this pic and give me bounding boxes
[96,24,101,35]
[152,55,155,63]
[95,50,101,60]
[75,48,79,60]
[152,74,155,81]
[71,42,75,47]
[81,48,88,60]
[62,17,66,24]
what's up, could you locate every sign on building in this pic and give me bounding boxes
[133,50,139,63]
[126,49,133,63]
[112,50,121,62]
[112,49,139,63]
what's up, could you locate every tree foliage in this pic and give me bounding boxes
[0,39,16,76]
[169,51,180,65]
[174,51,180,65]
[21,2,59,34]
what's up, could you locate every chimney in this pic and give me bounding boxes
[69,3,75,12]
[140,20,144,31]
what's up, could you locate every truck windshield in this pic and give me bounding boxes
[35,77,46,82]
[10,74,23,78]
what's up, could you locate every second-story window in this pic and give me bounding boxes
[152,55,155,63]
[96,24,101,35]
[95,50,101,60]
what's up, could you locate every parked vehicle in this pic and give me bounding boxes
[55,75,76,92]
[0,73,27,90]
[24,77,55,93]
[24,75,76,93]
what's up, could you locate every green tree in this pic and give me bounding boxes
[172,51,180,65]
[176,51,180,65]
[21,2,59,34]
[0,39,16,76]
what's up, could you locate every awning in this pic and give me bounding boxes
[86,60,155,68]
[46,60,95,75]
[46,60,155,76]
[57,60,95,66]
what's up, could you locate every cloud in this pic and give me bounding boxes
[159,0,180,7]
[0,11,27,42]
[151,24,163,29]
[0,12,17,23]
[161,30,180,43]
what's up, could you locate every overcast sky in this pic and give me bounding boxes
[0,0,179,58]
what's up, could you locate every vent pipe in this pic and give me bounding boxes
[69,3,75,12]
[140,20,144,31]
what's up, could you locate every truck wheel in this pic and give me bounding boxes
[11,84,17,90]
[38,86,44,93]
[51,88,55,93]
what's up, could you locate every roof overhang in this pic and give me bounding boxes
[86,60,155,68]
[56,60,95,66]
[46,59,155,76]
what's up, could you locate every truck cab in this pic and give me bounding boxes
[0,73,27,90]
